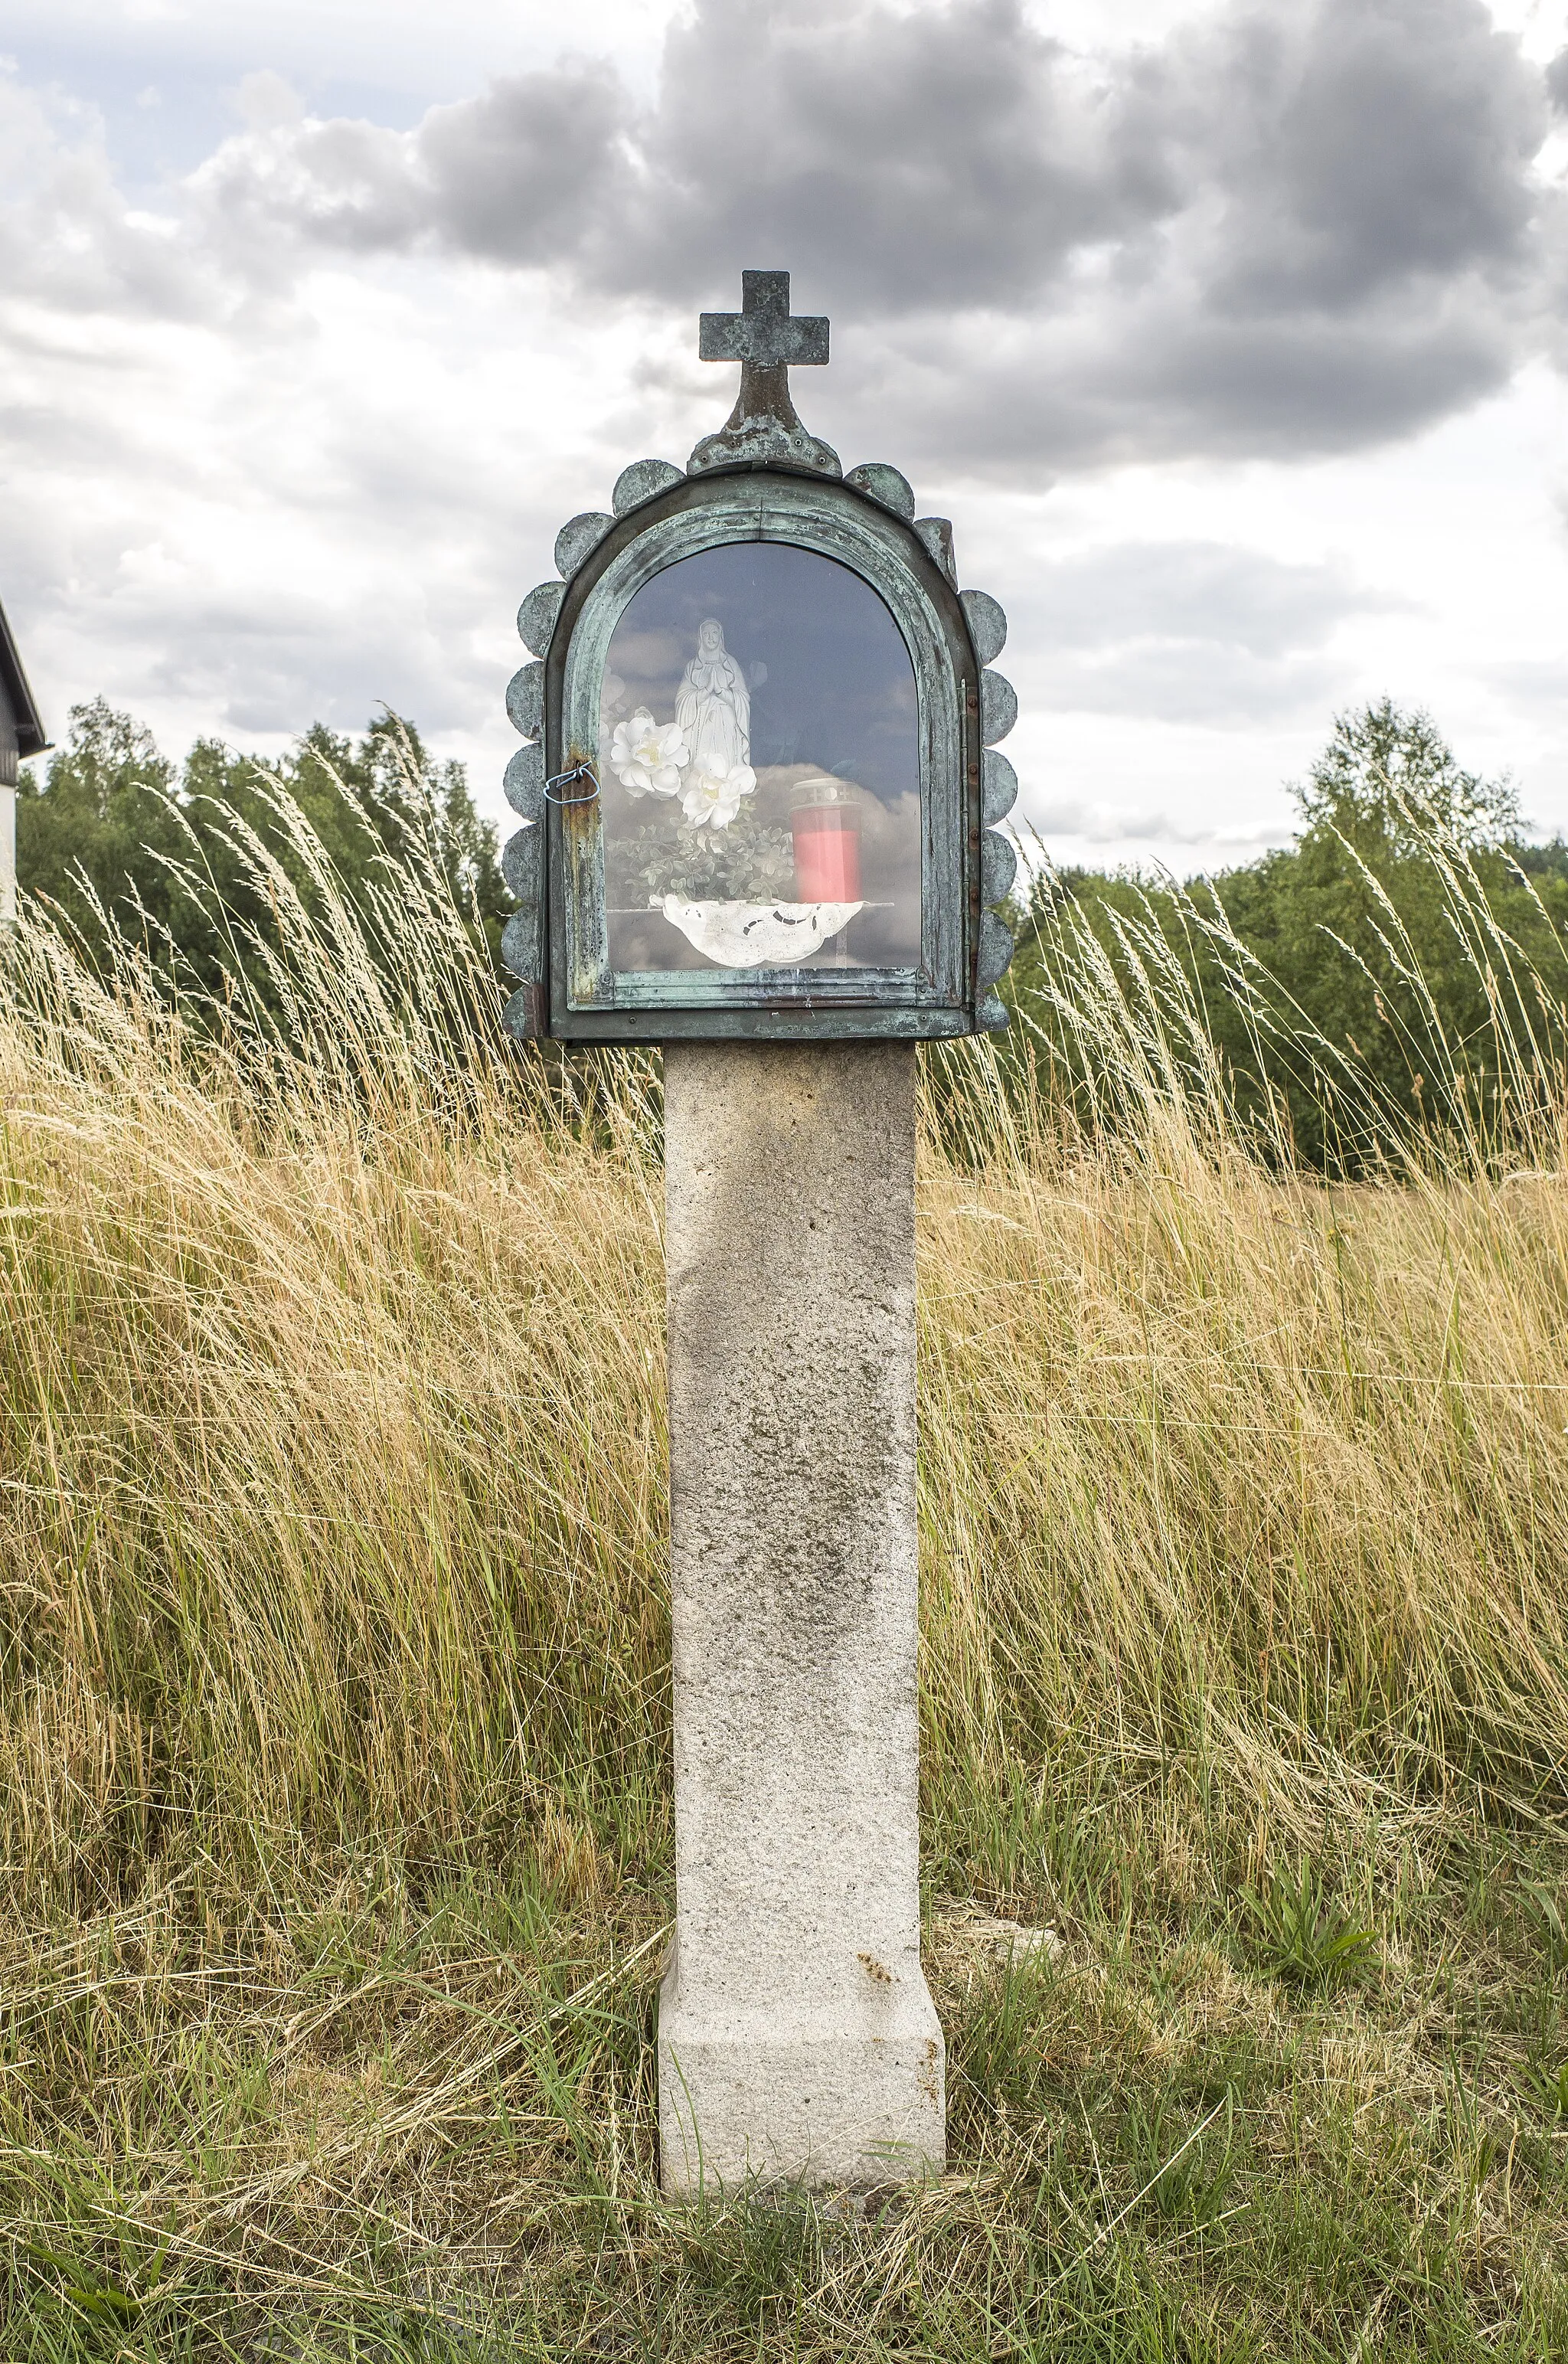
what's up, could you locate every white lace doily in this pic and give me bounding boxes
[658,897,863,969]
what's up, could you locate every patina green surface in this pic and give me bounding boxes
[545,468,973,1041]
[500,273,1020,1045]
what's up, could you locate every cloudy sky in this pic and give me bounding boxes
[3,0,1566,875]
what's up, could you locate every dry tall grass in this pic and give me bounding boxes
[1,771,1565,2356]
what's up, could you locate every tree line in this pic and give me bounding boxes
[1008,700,1568,1168]
[18,692,1568,1169]
[12,698,509,1005]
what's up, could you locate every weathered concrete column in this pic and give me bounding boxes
[658,1040,943,2193]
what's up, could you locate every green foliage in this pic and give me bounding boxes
[672,2189,825,2313]
[1522,1878,1568,1974]
[606,799,796,904]
[1240,1863,1375,1993]
[1293,698,1521,851]
[1121,2089,1236,2229]
[949,1947,1060,2130]
[1008,698,1568,1172]
[1521,2056,1568,2120]
[13,696,181,949]
[16,698,508,1005]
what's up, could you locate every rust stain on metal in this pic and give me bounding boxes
[560,744,601,835]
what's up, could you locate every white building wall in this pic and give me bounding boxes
[1,784,15,927]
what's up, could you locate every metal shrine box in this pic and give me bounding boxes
[500,271,1018,1043]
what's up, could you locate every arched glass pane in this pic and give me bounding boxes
[597,543,921,974]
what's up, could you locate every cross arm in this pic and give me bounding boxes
[699,310,830,366]
[699,269,828,368]
[688,268,838,476]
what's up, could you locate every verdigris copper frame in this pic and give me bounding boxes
[500,273,1019,1044]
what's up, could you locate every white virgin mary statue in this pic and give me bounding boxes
[675,618,750,779]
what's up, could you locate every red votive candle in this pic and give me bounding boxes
[791,779,862,901]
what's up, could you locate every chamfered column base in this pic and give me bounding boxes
[658,1959,945,2194]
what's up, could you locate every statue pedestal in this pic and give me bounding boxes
[658,1041,944,2192]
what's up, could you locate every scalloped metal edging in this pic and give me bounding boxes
[502,822,541,904]
[914,517,956,583]
[845,463,915,521]
[506,662,544,740]
[501,905,541,982]
[502,986,543,1040]
[517,582,564,658]
[505,744,545,819]
[982,750,1018,826]
[965,588,1017,1024]
[961,589,1007,666]
[981,830,1018,907]
[500,811,545,1038]
[980,669,1017,744]
[977,908,1015,990]
[614,459,684,514]
[554,512,614,578]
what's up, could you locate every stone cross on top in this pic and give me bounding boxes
[689,269,840,479]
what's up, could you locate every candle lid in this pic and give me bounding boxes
[791,776,861,812]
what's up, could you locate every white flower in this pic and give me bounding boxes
[681,762,756,829]
[609,709,688,798]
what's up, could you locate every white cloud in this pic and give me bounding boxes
[230,69,303,130]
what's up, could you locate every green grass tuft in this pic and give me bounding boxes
[1240,1862,1377,1993]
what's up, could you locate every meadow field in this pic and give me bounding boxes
[2,778,1566,2359]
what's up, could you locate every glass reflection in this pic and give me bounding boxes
[598,544,921,973]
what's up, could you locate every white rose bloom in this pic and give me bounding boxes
[609,710,688,798]
[681,761,756,829]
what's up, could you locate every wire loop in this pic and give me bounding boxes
[544,762,600,808]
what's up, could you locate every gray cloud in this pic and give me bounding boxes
[1017,541,1402,724]
[3,0,1558,474]
[201,0,1545,307]
[869,282,1524,477]
[1032,799,1264,852]
[67,565,493,743]
[167,0,1557,472]
[1169,0,1543,312]
[1025,540,1388,654]
[1039,642,1338,726]
[191,2,1171,312]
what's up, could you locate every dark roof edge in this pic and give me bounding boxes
[0,599,48,756]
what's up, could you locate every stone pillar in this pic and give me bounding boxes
[658,1041,944,2194]
[0,786,15,930]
